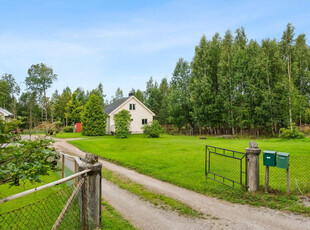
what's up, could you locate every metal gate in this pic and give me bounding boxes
[205,145,247,189]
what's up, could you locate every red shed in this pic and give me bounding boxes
[75,123,82,133]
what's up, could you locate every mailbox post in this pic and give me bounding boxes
[277,152,290,194]
[263,150,276,192]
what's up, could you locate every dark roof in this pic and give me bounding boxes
[0,107,13,116]
[104,97,129,115]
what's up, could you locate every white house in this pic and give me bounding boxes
[0,107,13,122]
[104,94,155,134]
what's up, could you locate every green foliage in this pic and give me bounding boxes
[168,58,193,129]
[114,109,131,138]
[0,118,21,143]
[143,120,164,138]
[81,94,106,136]
[63,126,74,133]
[66,92,83,124]
[54,121,62,130]
[0,138,59,186]
[279,126,305,139]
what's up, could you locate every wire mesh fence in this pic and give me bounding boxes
[263,155,310,195]
[0,180,84,230]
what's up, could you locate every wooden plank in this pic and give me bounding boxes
[75,161,78,186]
[51,178,84,230]
[61,154,65,178]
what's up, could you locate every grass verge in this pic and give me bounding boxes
[101,199,138,230]
[102,168,204,219]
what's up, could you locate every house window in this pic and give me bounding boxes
[142,119,147,125]
[129,104,136,110]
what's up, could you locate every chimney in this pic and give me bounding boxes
[128,93,134,97]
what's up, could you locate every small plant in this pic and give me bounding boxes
[279,125,305,139]
[143,120,164,138]
[114,110,131,138]
[63,126,74,133]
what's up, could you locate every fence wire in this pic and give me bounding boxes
[264,156,310,195]
[0,182,83,230]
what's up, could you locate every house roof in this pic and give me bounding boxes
[104,97,129,114]
[0,107,13,117]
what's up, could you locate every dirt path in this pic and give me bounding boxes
[54,139,310,230]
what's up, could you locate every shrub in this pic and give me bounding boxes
[114,110,131,138]
[279,126,305,139]
[81,94,106,136]
[143,120,164,138]
[63,126,74,133]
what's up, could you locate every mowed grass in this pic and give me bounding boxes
[0,171,66,214]
[54,132,87,139]
[70,135,310,215]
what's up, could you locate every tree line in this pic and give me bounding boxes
[143,23,310,136]
[1,23,310,136]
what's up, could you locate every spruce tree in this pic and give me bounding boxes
[81,94,106,136]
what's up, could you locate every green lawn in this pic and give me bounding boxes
[70,134,310,215]
[0,171,66,214]
[54,132,87,139]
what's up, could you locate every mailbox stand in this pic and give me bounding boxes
[265,166,269,193]
[277,152,290,195]
[263,150,276,193]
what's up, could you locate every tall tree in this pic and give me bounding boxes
[112,87,123,102]
[66,92,83,125]
[81,94,106,136]
[17,92,38,129]
[190,35,213,132]
[218,30,235,134]
[145,77,162,117]
[1,74,20,118]
[25,63,57,121]
[0,80,10,109]
[130,88,145,103]
[167,58,193,131]
[281,23,295,129]
[157,78,170,124]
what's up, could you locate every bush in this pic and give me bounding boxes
[81,94,106,136]
[143,120,164,138]
[63,126,74,133]
[279,126,305,139]
[114,110,132,138]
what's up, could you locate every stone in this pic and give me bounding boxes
[84,153,98,164]
[249,141,258,149]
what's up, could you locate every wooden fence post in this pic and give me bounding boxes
[78,153,102,230]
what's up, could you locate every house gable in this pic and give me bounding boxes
[110,96,155,116]
[105,96,155,134]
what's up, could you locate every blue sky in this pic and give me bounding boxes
[0,0,309,99]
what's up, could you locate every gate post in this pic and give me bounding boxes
[245,141,261,192]
[78,153,102,230]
